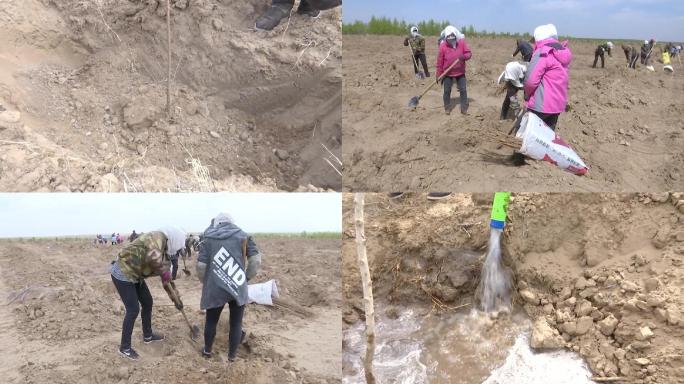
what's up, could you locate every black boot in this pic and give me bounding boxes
[305,0,342,10]
[297,0,321,18]
[255,3,293,31]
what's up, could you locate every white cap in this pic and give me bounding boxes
[533,24,558,41]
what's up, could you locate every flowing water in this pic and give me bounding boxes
[342,306,595,384]
[344,236,594,383]
[477,228,512,312]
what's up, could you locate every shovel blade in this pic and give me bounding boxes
[183,269,191,276]
[408,96,420,108]
[190,325,200,341]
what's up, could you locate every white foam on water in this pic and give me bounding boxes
[483,333,595,384]
[343,310,428,384]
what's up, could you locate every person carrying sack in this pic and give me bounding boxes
[197,213,262,361]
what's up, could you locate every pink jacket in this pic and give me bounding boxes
[524,38,572,114]
[436,39,472,78]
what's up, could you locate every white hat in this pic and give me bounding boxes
[443,25,464,40]
[213,212,234,226]
[533,24,558,42]
[159,226,187,256]
[607,41,614,49]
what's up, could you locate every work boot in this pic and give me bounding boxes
[255,3,292,31]
[143,332,165,344]
[461,103,469,115]
[427,193,451,201]
[202,348,212,358]
[297,0,321,18]
[305,0,342,10]
[387,192,405,199]
[119,347,139,361]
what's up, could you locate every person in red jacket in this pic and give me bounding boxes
[436,26,472,115]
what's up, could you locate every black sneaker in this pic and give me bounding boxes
[387,192,405,199]
[255,3,292,31]
[427,193,451,201]
[119,347,139,360]
[202,348,212,358]
[143,332,165,344]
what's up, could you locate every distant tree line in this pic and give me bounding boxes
[342,16,651,46]
[342,17,532,39]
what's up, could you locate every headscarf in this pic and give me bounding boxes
[533,24,558,42]
[606,41,614,49]
[159,226,186,256]
[213,212,234,226]
[410,26,420,38]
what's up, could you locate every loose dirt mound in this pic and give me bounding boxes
[0,0,341,191]
[0,237,341,384]
[342,192,684,383]
[343,35,684,192]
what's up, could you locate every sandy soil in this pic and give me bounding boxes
[0,236,341,384]
[0,0,341,192]
[342,192,684,383]
[342,35,684,192]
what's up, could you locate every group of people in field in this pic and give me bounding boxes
[94,233,125,245]
[108,214,260,364]
[404,24,680,165]
[405,23,570,133]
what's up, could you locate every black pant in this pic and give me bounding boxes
[529,109,560,131]
[629,50,639,69]
[171,258,178,280]
[443,75,467,110]
[112,276,153,350]
[204,301,245,359]
[593,50,605,68]
[500,82,521,119]
[413,53,430,76]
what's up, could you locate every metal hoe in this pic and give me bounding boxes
[407,40,425,80]
[408,58,460,108]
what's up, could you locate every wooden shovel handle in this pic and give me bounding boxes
[418,59,460,98]
[241,238,248,269]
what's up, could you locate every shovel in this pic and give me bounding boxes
[407,41,425,80]
[180,308,200,342]
[408,58,460,108]
[181,255,191,276]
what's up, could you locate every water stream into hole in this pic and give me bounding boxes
[476,228,512,313]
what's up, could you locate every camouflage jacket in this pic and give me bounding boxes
[116,231,171,281]
[404,35,426,54]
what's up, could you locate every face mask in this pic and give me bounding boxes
[447,38,456,46]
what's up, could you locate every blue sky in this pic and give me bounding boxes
[0,193,341,237]
[344,0,684,41]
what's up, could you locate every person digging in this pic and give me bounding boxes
[197,213,261,361]
[110,227,187,360]
[255,0,341,31]
[436,26,472,115]
[592,41,613,68]
[497,61,527,120]
[404,26,430,78]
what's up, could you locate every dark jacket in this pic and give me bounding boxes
[513,39,534,62]
[198,222,259,309]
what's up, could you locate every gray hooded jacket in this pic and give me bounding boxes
[198,222,260,309]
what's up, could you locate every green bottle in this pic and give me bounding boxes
[490,192,511,229]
